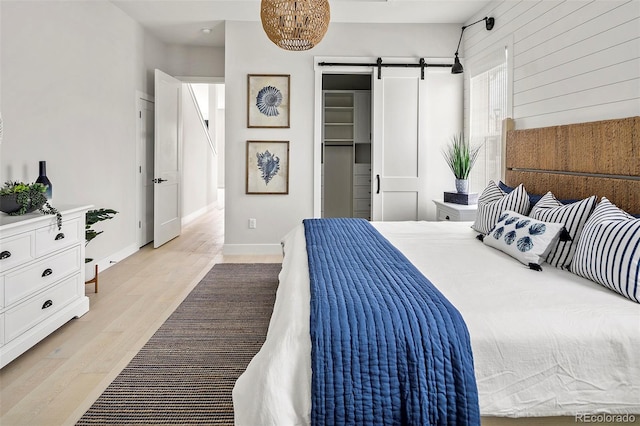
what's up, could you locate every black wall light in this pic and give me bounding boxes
[451,16,495,74]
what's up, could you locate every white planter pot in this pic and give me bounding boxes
[455,178,469,194]
[85,262,97,281]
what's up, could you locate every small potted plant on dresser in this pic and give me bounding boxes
[0,181,61,228]
[85,208,118,293]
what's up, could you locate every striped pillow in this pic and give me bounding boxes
[571,198,640,303]
[472,181,530,235]
[530,192,597,270]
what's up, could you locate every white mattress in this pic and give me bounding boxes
[233,221,640,425]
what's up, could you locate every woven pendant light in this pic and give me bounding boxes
[261,0,331,51]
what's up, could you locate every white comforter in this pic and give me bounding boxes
[233,221,640,425]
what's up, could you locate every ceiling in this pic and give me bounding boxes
[110,0,492,48]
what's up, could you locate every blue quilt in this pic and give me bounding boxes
[304,218,480,426]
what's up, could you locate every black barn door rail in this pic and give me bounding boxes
[318,57,453,79]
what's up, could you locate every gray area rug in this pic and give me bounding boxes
[76,263,280,425]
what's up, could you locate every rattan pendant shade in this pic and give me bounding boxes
[260,0,330,51]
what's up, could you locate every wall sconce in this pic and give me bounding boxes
[451,16,495,74]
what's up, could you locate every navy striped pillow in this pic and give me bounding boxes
[472,181,530,235]
[571,198,640,303]
[530,192,597,270]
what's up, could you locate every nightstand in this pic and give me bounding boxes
[433,200,477,222]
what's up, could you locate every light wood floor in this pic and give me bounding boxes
[0,206,281,426]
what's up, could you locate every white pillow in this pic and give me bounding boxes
[571,198,639,303]
[472,181,530,235]
[483,210,565,269]
[529,192,597,270]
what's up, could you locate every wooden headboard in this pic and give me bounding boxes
[504,116,640,214]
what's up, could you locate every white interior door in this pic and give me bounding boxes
[371,68,427,221]
[153,69,182,248]
[371,67,462,221]
[137,96,155,247]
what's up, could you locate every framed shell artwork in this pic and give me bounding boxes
[247,74,290,128]
[246,140,289,194]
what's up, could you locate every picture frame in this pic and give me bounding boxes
[246,140,290,194]
[247,74,290,128]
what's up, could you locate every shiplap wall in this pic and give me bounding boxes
[462,0,640,130]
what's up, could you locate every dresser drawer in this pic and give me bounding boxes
[4,246,81,306]
[353,163,371,175]
[354,185,371,199]
[0,233,34,273]
[4,274,81,343]
[354,198,371,211]
[353,174,370,186]
[438,210,454,221]
[35,217,81,258]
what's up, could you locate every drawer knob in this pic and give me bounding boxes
[55,232,65,240]
[0,250,11,260]
[42,268,53,277]
[42,300,53,309]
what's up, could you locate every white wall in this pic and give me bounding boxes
[0,0,166,265]
[462,0,640,130]
[210,84,226,191]
[0,0,222,267]
[166,45,225,78]
[182,85,218,223]
[224,21,460,253]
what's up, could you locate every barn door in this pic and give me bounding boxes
[371,67,462,221]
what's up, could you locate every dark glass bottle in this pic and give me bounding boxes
[35,160,53,200]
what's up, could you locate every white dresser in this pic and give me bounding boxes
[0,205,90,368]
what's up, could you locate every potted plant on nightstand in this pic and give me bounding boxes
[0,181,61,229]
[85,208,118,293]
[442,133,482,194]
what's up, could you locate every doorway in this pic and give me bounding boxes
[321,74,372,219]
[136,79,225,249]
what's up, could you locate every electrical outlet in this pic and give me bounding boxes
[249,218,257,229]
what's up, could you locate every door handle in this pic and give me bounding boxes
[153,178,168,183]
[376,174,380,194]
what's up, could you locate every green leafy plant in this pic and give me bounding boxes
[442,133,482,180]
[0,181,61,229]
[85,208,118,263]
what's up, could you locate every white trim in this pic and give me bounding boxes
[135,91,154,249]
[181,203,216,226]
[222,243,282,256]
[314,56,377,218]
[93,243,139,274]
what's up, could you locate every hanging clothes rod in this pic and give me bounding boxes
[318,58,453,79]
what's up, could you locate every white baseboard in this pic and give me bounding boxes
[182,203,217,226]
[94,243,139,273]
[222,243,282,256]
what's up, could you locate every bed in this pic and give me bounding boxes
[233,116,640,425]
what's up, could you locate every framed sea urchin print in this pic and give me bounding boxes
[247,74,290,128]
[246,140,289,194]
